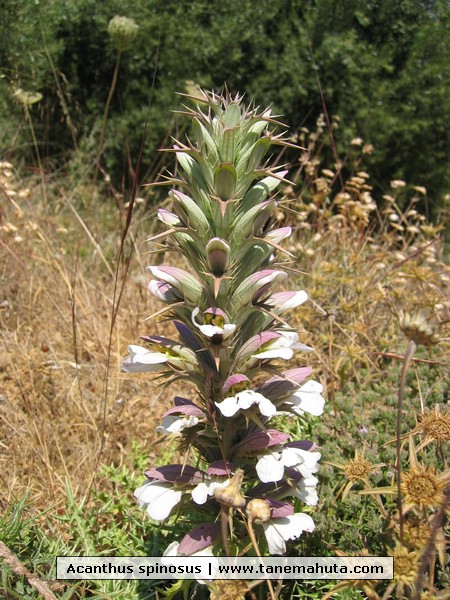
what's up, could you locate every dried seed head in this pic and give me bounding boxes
[388,542,419,584]
[108,16,138,52]
[402,518,431,550]
[343,456,375,482]
[418,406,450,443]
[246,498,271,523]
[208,580,250,600]
[398,309,439,346]
[401,465,445,509]
[214,468,246,508]
[390,179,407,189]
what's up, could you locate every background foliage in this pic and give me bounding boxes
[1,0,449,215]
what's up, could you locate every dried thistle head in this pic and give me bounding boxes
[418,406,450,444]
[401,435,450,512]
[388,541,419,585]
[326,446,384,501]
[401,464,446,510]
[398,308,440,346]
[402,517,432,550]
[208,579,251,600]
[343,453,376,483]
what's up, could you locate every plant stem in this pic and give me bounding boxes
[0,541,57,600]
[396,338,417,543]
[413,487,449,599]
[220,507,231,555]
[25,107,48,209]
[246,516,277,600]
[95,50,122,182]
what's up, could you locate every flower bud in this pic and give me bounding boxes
[107,16,138,52]
[206,238,230,276]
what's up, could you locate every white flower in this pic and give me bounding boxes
[283,380,325,416]
[121,345,167,372]
[251,331,312,361]
[292,474,319,506]
[256,447,321,483]
[265,290,308,315]
[191,307,236,340]
[162,541,218,583]
[134,481,182,521]
[262,513,315,554]
[148,279,182,302]
[191,479,230,504]
[215,390,277,418]
[156,415,199,435]
[163,541,214,557]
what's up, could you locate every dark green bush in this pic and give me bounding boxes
[0,0,448,213]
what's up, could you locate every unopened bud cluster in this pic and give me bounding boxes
[107,16,138,52]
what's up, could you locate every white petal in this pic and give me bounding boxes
[215,397,240,416]
[292,343,314,352]
[277,331,299,345]
[162,541,180,557]
[289,381,325,416]
[256,453,285,483]
[264,513,315,554]
[236,390,263,409]
[156,415,199,434]
[198,324,220,336]
[252,348,294,360]
[281,448,321,476]
[293,475,319,506]
[195,322,236,339]
[129,345,167,363]
[191,482,209,504]
[148,266,177,287]
[162,540,216,583]
[222,324,237,339]
[257,396,278,417]
[283,290,308,310]
[121,345,168,372]
[191,480,229,505]
[215,391,252,416]
[134,482,182,520]
[262,522,287,554]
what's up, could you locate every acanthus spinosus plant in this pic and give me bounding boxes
[122,89,325,583]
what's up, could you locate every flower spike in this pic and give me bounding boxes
[122,89,324,574]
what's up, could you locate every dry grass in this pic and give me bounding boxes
[0,162,176,512]
[1,149,449,516]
